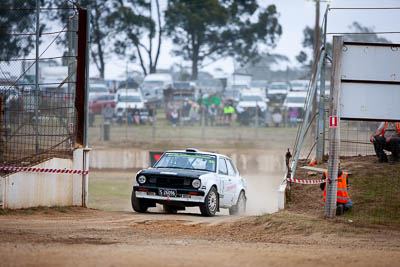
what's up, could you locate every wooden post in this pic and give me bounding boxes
[324,36,343,218]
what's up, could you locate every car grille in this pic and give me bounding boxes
[146,175,193,189]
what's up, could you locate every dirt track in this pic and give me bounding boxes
[1,207,400,267]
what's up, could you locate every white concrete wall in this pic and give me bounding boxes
[1,149,84,209]
[90,149,286,173]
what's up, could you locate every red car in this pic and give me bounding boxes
[89,94,116,114]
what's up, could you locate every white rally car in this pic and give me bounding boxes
[132,148,247,216]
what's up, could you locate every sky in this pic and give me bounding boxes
[35,0,400,80]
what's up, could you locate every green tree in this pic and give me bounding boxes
[296,22,390,66]
[50,0,111,79]
[345,22,391,43]
[0,0,45,60]
[107,0,163,76]
[164,0,282,80]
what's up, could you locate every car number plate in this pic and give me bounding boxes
[158,189,177,197]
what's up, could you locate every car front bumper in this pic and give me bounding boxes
[133,186,205,203]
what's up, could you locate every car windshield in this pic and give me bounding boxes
[241,95,263,102]
[143,81,164,88]
[90,86,108,93]
[225,90,240,97]
[269,84,287,90]
[118,95,142,102]
[232,85,248,90]
[287,97,306,103]
[251,81,268,87]
[171,94,194,101]
[155,152,217,172]
[291,82,307,88]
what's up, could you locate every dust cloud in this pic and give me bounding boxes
[244,172,283,215]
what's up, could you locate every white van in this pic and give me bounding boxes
[289,80,309,92]
[141,73,173,103]
[283,91,307,110]
[115,91,145,122]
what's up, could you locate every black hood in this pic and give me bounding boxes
[139,168,209,179]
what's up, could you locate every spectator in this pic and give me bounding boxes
[103,104,113,125]
[208,104,217,126]
[189,102,199,125]
[320,167,352,216]
[182,99,192,124]
[289,107,299,127]
[217,103,224,126]
[272,107,282,127]
[370,121,400,164]
[223,101,235,125]
[132,105,140,125]
[170,108,179,127]
[148,105,154,125]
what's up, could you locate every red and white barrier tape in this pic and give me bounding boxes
[286,178,324,184]
[0,166,88,175]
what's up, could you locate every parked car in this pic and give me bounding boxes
[132,148,247,216]
[250,80,269,94]
[89,93,116,114]
[267,82,289,104]
[289,80,309,92]
[283,91,307,122]
[115,91,146,123]
[141,73,173,103]
[163,82,197,121]
[236,91,267,125]
[89,83,109,99]
[283,91,307,110]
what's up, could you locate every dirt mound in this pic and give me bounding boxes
[286,155,400,225]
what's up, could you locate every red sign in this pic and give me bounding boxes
[329,116,338,128]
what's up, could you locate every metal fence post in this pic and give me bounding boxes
[75,7,90,208]
[34,0,40,153]
[201,105,205,140]
[255,102,259,139]
[324,36,343,218]
[290,49,326,180]
[152,107,156,141]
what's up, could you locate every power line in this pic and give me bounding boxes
[329,7,400,10]
[327,32,400,35]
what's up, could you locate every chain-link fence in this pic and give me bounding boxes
[0,5,80,171]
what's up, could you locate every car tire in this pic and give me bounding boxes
[131,190,148,213]
[200,187,218,217]
[163,205,178,214]
[229,191,246,216]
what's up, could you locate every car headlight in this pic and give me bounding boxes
[137,175,147,184]
[192,179,201,189]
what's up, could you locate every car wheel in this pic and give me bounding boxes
[163,205,178,214]
[131,190,148,213]
[200,187,218,217]
[229,191,246,216]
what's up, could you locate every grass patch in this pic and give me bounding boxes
[88,172,132,211]
[0,206,71,215]
[88,111,298,151]
[89,183,131,200]
[345,167,400,226]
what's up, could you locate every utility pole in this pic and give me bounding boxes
[325,36,343,218]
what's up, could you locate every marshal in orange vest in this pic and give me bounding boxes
[322,171,350,204]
